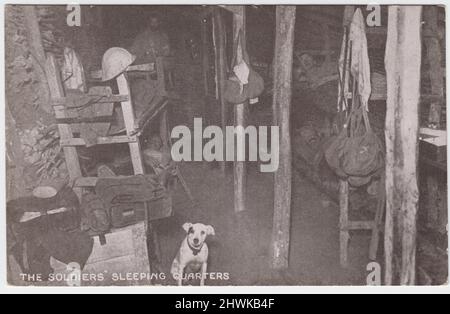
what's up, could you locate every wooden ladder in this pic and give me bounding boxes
[46,54,146,194]
[338,6,385,268]
[45,52,158,277]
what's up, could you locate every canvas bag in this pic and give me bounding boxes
[340,101,383,179]
[324,131,348,178]
[223,30,264,105]
[325,95,383,186]
[95,174,170,228]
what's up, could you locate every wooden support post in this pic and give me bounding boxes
[423,6,444,128]
[213,8,228,174]
[201,17,210,96]
[46,55,83,201]
[384,6,422,285]
[339,180,350,267]
[337,5,354,268]
[271,6,296,270]
[233,6,247,213]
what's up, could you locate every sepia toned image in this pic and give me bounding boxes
[4,3,448,288]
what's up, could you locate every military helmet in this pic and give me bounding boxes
[101,47,136,81]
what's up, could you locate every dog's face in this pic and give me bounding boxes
[183,223,215,249]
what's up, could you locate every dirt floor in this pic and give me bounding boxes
[153,161,376,286]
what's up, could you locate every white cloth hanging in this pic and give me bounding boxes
[349,9,372,109]
[233,34,250,94]
[338,28,350,111]
[338,8,372,111]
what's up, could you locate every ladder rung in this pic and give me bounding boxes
[75,175,149,187]
[342,221,375,231]
[90,63,156,80]
[60,135,138,147]
[75,177,99,187]
[52,94,129,107]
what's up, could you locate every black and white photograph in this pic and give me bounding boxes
[3,2,449,292]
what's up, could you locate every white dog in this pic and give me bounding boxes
[171,223,215,286]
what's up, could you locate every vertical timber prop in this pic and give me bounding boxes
[423,6,445,234]
[423,6,444,128]
[213,8,229,175]
[201,16,210,97]
[338,5,355,269]
[233,6,247,213]
[271,6,296,270]
[384,6,422,285]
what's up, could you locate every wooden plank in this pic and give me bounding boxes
[60,135,138,147]
[384,6,422,285]
[233,6,247,213]
[75,174,156,187]
[346,221,375,230]
[296,49,337,56]
[51,94,129,106]
[75,176,101,187]
[46,54,83,200]
[271,5,296,270]
[56,116,114,124]
[90,63,155,80]
[116,73,145,175]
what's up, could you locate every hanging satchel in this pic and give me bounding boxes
[223,30,264,105]
[325,94,384,187]
[340,102,384,180]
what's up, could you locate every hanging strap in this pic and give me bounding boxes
[344,79,372,138]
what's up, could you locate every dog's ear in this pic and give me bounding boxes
[206,225,215,236]
[182,223,193,233]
